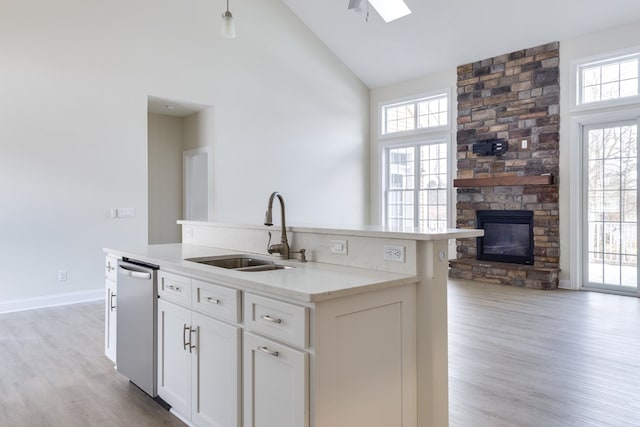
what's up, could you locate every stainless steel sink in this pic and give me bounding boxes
[235,264,291,272]
[185,256,293,272]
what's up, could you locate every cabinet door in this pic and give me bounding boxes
[192,312,241,427]
[243,332,308,427]
[157,299,192,419]
[104,279,117,363]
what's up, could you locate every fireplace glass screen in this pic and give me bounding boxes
[477,210,534,265]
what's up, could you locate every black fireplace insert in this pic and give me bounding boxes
[476,210,534,265]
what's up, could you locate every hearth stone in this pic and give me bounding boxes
[449,259,559,290]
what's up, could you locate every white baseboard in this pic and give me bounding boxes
[0,288,103,314]
[169,409,194,427]
[558,279,575,290]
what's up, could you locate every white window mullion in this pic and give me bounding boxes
[414,143,420,229]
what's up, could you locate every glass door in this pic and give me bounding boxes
[583,121,639,294]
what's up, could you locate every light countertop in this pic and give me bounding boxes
[105,244,419,303]
[178,221,484,241]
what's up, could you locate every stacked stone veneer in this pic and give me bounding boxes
[449,42,561,289]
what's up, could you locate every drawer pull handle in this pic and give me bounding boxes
[258,346,279,357]
[261,314,282,324]
[168,285,182,293]
[206,297,221,305]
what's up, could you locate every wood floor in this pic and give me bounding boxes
[1,281,639,426]
[448,279,640,427]
[0,302,185,427]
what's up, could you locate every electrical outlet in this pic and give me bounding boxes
[521,139,528,149]
[58,270,67,281]
[383,245,405,262]
[330,239,348,255]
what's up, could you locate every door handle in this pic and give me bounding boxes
[258,346,279,357]
[183,324,190,351]
[110,292,116,311]
[189,326,197,354]
[119,265,152,280]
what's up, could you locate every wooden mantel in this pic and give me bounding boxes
[453,175,554,188]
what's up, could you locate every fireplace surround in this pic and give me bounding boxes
[448,42,561,289]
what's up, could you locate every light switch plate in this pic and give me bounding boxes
[118,207,136,218]
[330,239,348,255]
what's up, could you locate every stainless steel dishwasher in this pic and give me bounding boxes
[116,258,159,397]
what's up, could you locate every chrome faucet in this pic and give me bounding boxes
[264,192,306,262]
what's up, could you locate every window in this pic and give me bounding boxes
[382,93,448,135]
[385,142,448,231]
[578,54,639,105]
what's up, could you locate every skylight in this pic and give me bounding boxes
[368,0,412,22]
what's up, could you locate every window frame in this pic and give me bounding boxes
[379,89,451,139]
[572,47,640,112]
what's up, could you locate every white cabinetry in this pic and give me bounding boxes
[157,299,192,416]
[192,311,241,427]
[243,293,310,427]
[243,331,308,427]
[157,271,241,427]
[155,270,415,427]
[104,255,118,363]
[313,286,417,427]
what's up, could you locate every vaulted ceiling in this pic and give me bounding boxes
[282,0,640,88]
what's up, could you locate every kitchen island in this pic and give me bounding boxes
[105,222,482,427]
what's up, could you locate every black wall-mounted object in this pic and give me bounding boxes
[472,139,508,156]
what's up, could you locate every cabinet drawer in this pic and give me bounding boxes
[192,279,241,324]
[244,293,308,348]
[158,271,192,306]
[105,255,118,281]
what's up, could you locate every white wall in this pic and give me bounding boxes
[0,0,369,303]
[148,113,183,244]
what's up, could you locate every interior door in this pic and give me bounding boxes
[583,120,639,295]
[183,147,210,221]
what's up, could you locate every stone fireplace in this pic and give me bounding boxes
[448,42,561,289]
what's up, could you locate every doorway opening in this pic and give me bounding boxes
[583,120,639,295]
[147,96,213,244]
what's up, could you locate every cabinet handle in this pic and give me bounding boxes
[110,292,116,311]
[168,285,182,293]
[258,346,279,357]
[261,314,282,324]
[206,297,221,305]
[183,324,190,351]
[189,327,197,354]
